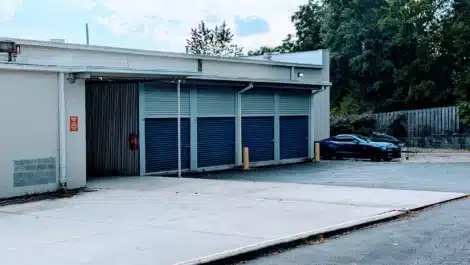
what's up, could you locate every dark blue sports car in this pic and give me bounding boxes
[318,134,402,162]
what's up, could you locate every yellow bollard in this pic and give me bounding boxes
[314,143,321,162]
[243,147,250,170]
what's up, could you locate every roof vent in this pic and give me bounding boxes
[262,55,272,60]
[50,39,65,43]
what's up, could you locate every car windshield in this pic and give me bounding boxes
[355,135,370,142]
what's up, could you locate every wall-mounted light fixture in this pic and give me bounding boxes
[297,72,304,78]
[0,40,20,62]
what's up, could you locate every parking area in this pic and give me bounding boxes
[194,159,470,194]
[1,157,468,265]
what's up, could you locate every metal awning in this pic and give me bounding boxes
[70,67,332,88]
[70,67,203,80]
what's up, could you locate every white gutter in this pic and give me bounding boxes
[236,83,254,166]
[0,63,69,72]
[238,82,253,94]
[177,80,182,178]
[58,72,67,188]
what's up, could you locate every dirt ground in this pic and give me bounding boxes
[401,150,470,163]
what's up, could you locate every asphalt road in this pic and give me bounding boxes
[194,160,470,265]
[243,198,470,265]
[195,161,470,193]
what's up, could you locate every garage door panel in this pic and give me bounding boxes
[198,117,235,168]
[242,117,275,162]
[280,116,309,159]
[280,92,310,116]
[145,118,190,172]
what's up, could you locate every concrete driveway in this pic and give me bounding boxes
[0,170,466,265]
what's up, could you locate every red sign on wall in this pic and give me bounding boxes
[69,116,79,132]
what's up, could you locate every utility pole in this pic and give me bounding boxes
[86,23,90,45]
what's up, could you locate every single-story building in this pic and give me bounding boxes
[0,38,331,199]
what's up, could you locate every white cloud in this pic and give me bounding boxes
[77,0,307,52]
[0,0,22,22]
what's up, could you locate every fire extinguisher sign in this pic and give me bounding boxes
[69,116,79,132]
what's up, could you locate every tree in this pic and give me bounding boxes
[248,0,324,55]
[186,21,243,57]
[247,35,296,56]
[248,0,469,116]
[441,0,470,101]
[290,0,325,51]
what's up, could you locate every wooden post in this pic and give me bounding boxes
[243,147,249,170]
[314,143,321,162]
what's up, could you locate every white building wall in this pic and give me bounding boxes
[65,79,87,189]
[244,50,324,65]
[202,61,290,80]
[2,41,326,84]
[0,70,59,199]
[313,87,331,141]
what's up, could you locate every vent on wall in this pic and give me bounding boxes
[13,157,57,187]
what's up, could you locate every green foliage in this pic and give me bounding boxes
[330,114,376,136]
[387,113,408,138]
[459,102,470,127]
[249,0,470,115]
[186,21,243,57]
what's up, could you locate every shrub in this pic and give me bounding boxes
[458,102,470,133]
[331,114,376,136]
[387,113,408,138]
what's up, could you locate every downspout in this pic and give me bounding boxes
[177,79,182,178]
[236,82,254,166]
[58,72,67,188]
[309,86,327,160]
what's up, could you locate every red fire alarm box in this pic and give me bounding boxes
[69,116,79,132]
[129,133,139,150]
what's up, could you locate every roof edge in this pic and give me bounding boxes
[0,37,324,69]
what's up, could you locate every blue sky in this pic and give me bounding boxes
[0,0,307,52]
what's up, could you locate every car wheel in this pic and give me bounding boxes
[383,156,392,162]
[322,148,332,160]
[371,153,382,162]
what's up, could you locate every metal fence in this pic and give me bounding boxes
[374,106,460,137]
[400,135,470,150]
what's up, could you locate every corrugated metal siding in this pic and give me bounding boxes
[242,91,275,116]
[86,82,140,176]
[280,116,309,159]
[143,82,190,117]
[242,117,275,162]
[280,92,310,116]
[313,88,330,141]
[197,117,236,167]
[145,118,190,172]
[197,88,236,117]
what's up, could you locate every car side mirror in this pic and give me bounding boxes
[353,140,360,144]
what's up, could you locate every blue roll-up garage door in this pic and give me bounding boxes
[145,118,190,172]
[242,117,274,162]
[197,117,235,168]
[280,116,309,159]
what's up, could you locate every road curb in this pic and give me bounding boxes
[174,211,403,265]
[175,194,468,265]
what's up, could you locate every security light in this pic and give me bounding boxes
[0,41,15,53]
[298,72,304,77]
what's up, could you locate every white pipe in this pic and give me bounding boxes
[58,72,67,188]
[177,80,182,178]
[238,82,253,94]
[236,83,254,166]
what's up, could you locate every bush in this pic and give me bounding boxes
[458,102,470,133]
[387,113,408,138]
[331,114,376,136]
